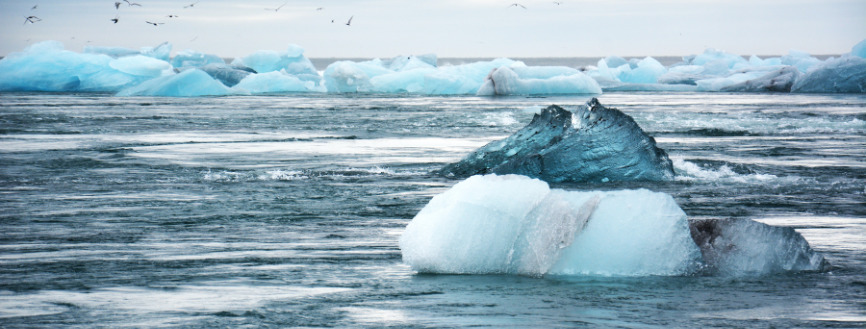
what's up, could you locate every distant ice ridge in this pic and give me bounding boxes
[1,39,864,95]
[399,174,702,277]
[400,174,829,277]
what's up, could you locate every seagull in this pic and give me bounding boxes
[24,15,41,24]
[167,14,179,18]
[31,5,38,10]
[110,15,119,24]
[124,0,142,7]
[345,15,353,26]
[145,21,164,26]
[114,2,121,9]
[510,3,527,9]
[553,1,562,5]
[184,1,199,9]
[265,2,287,12]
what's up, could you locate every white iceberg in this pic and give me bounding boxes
[399,174,701,277]
[476,66,602,95]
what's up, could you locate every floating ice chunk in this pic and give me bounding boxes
[232,71,319,93]
[617,57,667,84]
[781,50,821,73]
[695,71,766,91]
[749,55,782,67]
[720,66,801,92]
[439,99,674,182]
[586,58,622,85]
[139,42,172,61]
[231,44,318,79]
[690,218,829,275]
[385,54,437,71]
[687,48,748,69]
[603,55,629,69]
[370,68,437,93]
[171,49,225,69]
[656,65,705,85]
[0,41,142,92]
[323,61,389,92]
[476,66,602,95]
[791,55,866,93]
[852,39,866,58]
[399,174,702,276]
[109,55,173,78]
[116,69,231,97]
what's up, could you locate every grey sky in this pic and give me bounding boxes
[1,0,864,59]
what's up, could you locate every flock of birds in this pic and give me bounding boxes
[22,1,359,27]
[22,1,563,27]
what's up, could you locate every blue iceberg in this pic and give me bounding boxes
[0,41,167,92]
[439,98,674,183]
[1,38,863,96]
[116,69,231,97]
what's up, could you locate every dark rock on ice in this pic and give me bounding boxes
[689,218,830,275]
[439,98,674,183]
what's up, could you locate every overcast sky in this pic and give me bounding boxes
[1,0,864,59]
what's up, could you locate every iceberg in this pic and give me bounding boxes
[232,71,321,93]
[170,49,225,69]
[476,66,602,95]
[116,69,231,97]
[2,39,864,96]
[439,98,674,183]
[230,44,318,82]
[791,55,866,93]
[0,41,154,92]
[720,66,801,92]
[690,218,829,275]
[399,174,702,277]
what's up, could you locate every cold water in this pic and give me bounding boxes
[0,92,864,328]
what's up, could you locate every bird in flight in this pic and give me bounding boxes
[510,3,527,9]
[167,14,179,18]
[124,0,142,7]
[184,1,199,9]
[345,16,353,26]
[114,2,121,9]
[110,15,119,24]
[265,2,287,12]
[145,21,164,26]
[24,15,41,24]
[553,1,562,5]
[31,5,37,10]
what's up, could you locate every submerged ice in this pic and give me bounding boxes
[1,39,864,96]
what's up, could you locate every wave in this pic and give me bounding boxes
[201,167,426,182]
[673,158,780,184]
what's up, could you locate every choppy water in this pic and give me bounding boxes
[0,92,864,328]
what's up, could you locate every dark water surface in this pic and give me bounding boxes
[1,92,864,328]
